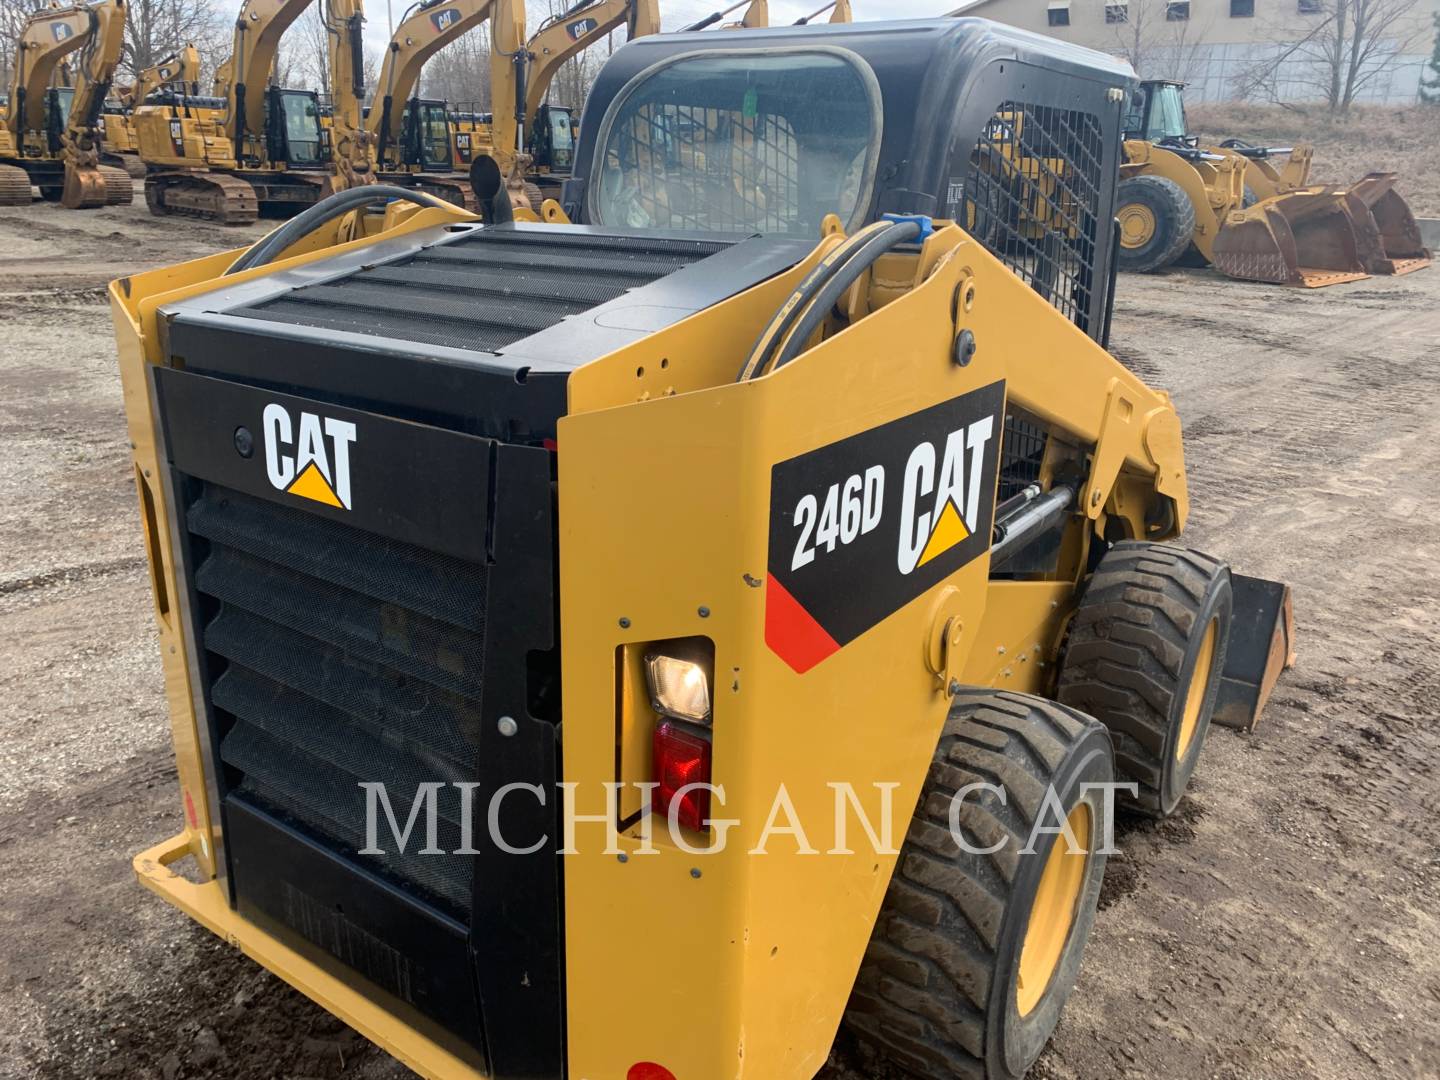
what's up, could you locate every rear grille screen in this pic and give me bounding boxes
[188,482,486,919]
[230,228,730,352]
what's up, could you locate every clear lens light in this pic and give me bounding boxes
[645,654,711,724]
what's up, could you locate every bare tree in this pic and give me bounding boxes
[1233,0,1426,111]
[120,0,229,83]
[1107,0,1217,84]
[289,5,331,93]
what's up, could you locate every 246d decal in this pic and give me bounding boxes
[766,382,1006,673]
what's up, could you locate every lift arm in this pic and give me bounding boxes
[522,0,659,122]
[367,0,499,164]
[125,43,201,107]
[5,2,97,139]
[793,0,851,23]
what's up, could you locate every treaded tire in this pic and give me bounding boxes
[843,690,1114,1080]
[1058,541,1233,817]
[1115,174,1195,273]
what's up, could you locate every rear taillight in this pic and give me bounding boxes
[653,720,711,831]
[627,1064,676,1080]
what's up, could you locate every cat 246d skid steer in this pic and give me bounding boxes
[113,18,1294,1080]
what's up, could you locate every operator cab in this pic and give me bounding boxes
[529,104,575,174]
[1123,80,1194,147]
[264,87,325,168]
[44,86,76,151]
[399,97,453,171]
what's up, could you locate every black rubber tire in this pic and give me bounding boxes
[1058,542,1233,817]
[1115,175,1195,273]
[843,690,1114,1080]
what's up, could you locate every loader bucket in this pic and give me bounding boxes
[1211,574,1296,732]
[61,162,108,209]
[1211,188,1374,288]
[1347,172,1432,275]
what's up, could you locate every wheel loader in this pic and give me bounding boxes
[0,0,132,208]
[114,17,1294,1080]
[1116,79,1431,286]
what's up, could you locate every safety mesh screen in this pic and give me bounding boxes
[188,482,488,919]
[957,104,1106,335]
[231,228,731,353]
[603,104,803,234]
[998,410,1049,504]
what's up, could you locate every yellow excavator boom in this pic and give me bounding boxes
[320,0,374,189]
[522,0,660,122]
[125,43,202,107]
[5,2,95,140]
[59,0,129,207]
[368,0,501,165]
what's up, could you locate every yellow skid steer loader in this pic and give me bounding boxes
[112,19,1293,1080]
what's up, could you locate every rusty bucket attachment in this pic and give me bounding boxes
[1212,574,1296,733]
[1348,172,1432,276]
[61,161,110,209]
[1211,188,1375,288]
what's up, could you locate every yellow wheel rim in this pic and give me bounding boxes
[1118,203,1157,249]
[1016,802,1091,1017]
[1176,618,1218,761]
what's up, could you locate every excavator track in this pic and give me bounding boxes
[102,165,134,204]
[111,153,147,179]
[409,173,478,212]
[146,171,258,225]
[0,164,32,206]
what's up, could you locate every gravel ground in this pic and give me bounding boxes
[1,191,1437,1080]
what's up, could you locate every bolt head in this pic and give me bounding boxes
[497,716,518,737]
[233,426,254,458]
[953,328,977,368]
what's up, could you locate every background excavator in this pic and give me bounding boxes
[102,44,202,177]
[0,0,133,208]
[521,0,661,191]
[138,0,373,223]
[1117,79,1430,286]
[366,0,522,206]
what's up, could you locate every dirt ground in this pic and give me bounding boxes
[1,191,1438,1080]
[1190,103,1440,217]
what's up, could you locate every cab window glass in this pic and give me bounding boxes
[282,93,322,164]
[593,51,878,234]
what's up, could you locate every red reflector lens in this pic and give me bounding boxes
[653,720,712,832]
[627,1064,676,1080]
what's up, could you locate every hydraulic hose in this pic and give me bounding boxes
[764,218,923,376]
[737,219,896,382]
[225,184,461,276]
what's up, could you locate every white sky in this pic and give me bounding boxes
[361,1,955,63]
